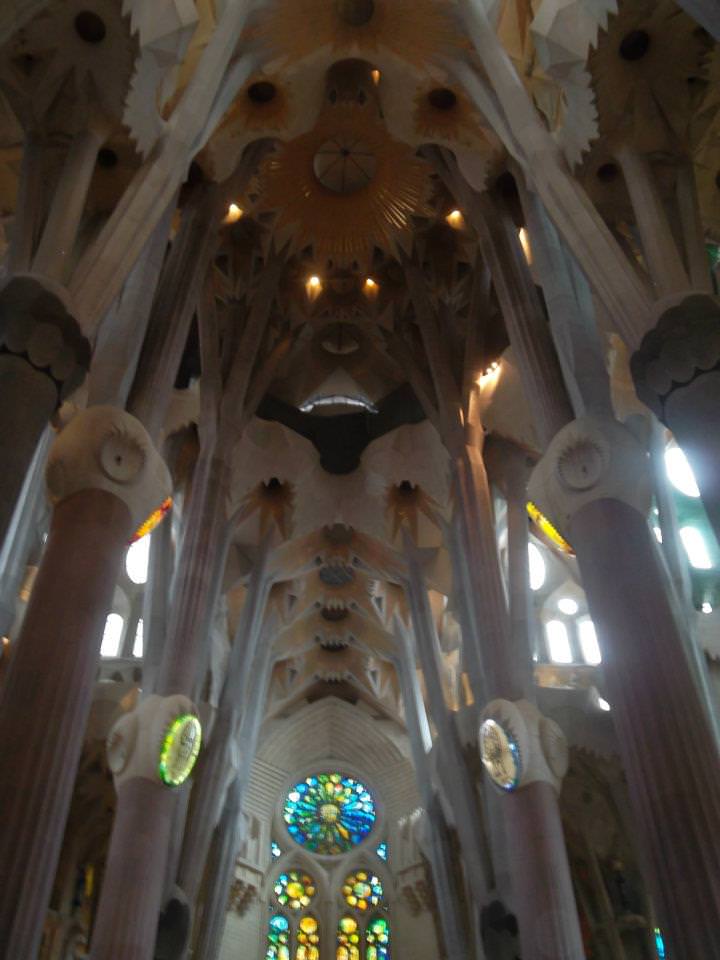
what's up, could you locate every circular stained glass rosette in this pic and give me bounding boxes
[158,714,202,787]
[479,718,521,792]
[342,870,383,910]
[284,773,376,855]
[274,870,316,910]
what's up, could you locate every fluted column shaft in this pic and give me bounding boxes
[0,489,131,958]
[571,498,720,959]
[404,544,492,928]
[177,554,271,909]
[91,447,228,960]
[90,779,175,959]
[394,626,471,960]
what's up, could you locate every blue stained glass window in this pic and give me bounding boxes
[654,928,666,959]
[376,842,388,862]
[266,914,290,960]
[271,841,282,859]
[284,772,376,855]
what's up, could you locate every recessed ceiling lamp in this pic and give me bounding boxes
[306,275,323,299]
[518,227,532,265]
[225,203,243,224]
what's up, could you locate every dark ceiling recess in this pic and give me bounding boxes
[428,88,457,110]
[596,162,619,183]
[256,382,426,474]
[619,29,651,61]
[97,148,118,169]
[336,0,375,26]
[75,11,106,43]
[248,81,277,104]
[321,606,350,622]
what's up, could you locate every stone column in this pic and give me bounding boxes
[0,406,170,958]
[0,427,51,639]
[176,545,271,911]
[403,540,493,918]
[529,414,720,959]
[0,277,89,547]
[90,443,230,960]
[393,622,473,960]
[614,146,689,300]
[191,638,275,960]
[191,779,243,960]
[631,293,720,550]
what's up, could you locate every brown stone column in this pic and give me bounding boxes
[0,488,131,958]
[90,780,175,959]
[570,498,720,959]
[506,781,584,959]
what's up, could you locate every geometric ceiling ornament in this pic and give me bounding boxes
[258,107,431,263]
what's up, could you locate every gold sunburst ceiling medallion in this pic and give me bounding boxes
[258,108,431,262]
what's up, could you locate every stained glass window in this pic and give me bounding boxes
[342,871,383,911]
[266,914,290,960]
[337,916,361,960]
[274,871,316,910]
[366,917,390,960]
[284,773,376,855]
[296,915,320,960]
[376,842,388,862]
[271,841,282,859]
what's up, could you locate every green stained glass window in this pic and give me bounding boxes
[284,773,376,855]
[366,916,390,960]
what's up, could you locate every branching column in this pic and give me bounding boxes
[0,277,89,546]
[0,407,169,958]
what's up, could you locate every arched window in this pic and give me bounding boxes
[337,916,361,960]
[366,916,390,959]
[100,613,124,657]
[266,914,290,960]
[296,915,320,960]
[338,867,390,959]
[125,535,150,584]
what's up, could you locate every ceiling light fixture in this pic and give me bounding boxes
[446,209,464,229]
[225,203,243,224]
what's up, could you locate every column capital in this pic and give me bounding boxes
[527,414,651,539]
[0,275,89,404]
[480,698,568,794]
[631,293,720,421]
[45,405,171,534]
[107,694,202,789]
